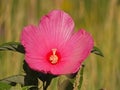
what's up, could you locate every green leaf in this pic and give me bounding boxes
[73,65,85,90]
[10,84,22,90]
[0,42,25,54]
[58,75,73,90]
[91,46,104,57]
[22,86,35,90]
[0,75,24,86]
[10,84,34,90]
[78,65,85,90]
[0,82,12,90]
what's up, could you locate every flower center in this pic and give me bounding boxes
[49,49,58,64]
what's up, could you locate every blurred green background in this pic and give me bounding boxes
[0,0,120,90]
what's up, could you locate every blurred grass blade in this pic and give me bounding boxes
[91,46,104,57]
[0,42,25,54]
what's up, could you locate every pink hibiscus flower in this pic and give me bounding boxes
[21,10,94,75]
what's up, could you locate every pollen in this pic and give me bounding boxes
[49,49,58,64]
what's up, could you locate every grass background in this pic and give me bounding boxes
[0,0,120,90]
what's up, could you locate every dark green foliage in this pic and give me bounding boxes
[23,61,39,90]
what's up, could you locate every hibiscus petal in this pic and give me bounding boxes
[20,25,53,73]
[68,29,94,60]
[38,10,74,49]
[20,25,47,59]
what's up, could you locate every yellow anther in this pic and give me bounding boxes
[49,49,58,64]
